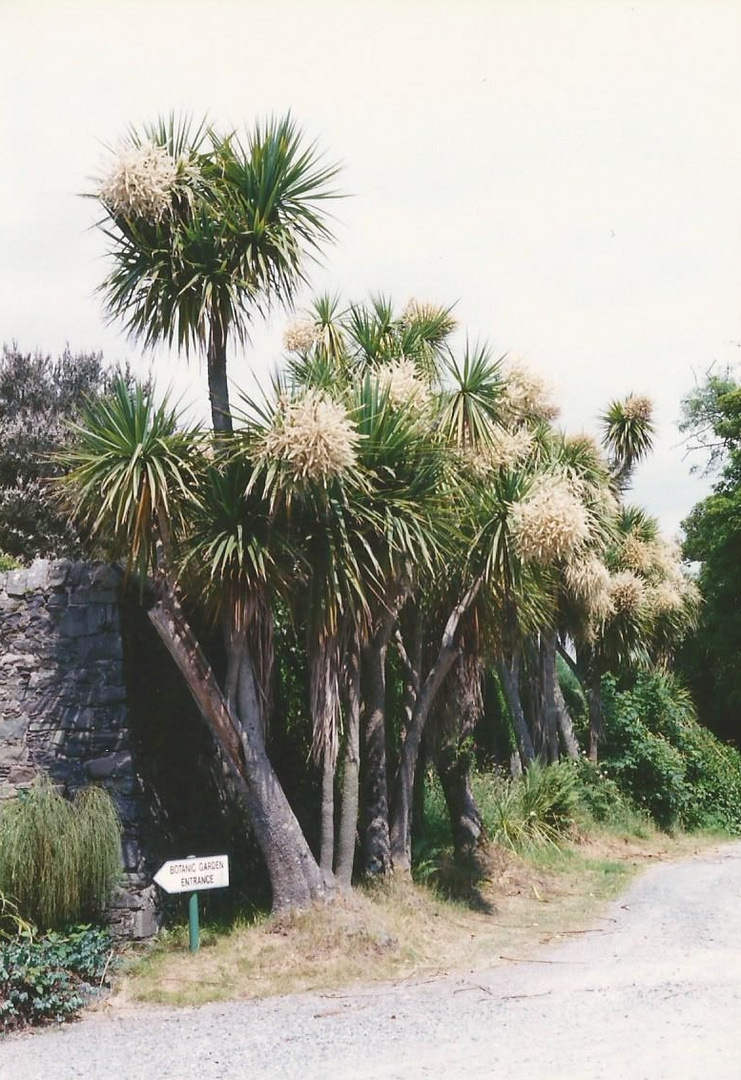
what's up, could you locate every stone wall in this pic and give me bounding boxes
[0,560,157,937]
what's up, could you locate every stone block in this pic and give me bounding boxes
[90,564,122,589]
[46,592,69,609]
[25,560,50,592]
[5,570,28,597]
[86,750,132,780]
[47,560,73,588]
[7,764,36,784]
[121,839,143,871]
[78,636,124,664]
[0,718,27,740]
[0,744,27,766]
[59,604,111,638]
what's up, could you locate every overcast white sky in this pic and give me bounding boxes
[2,0,740,536]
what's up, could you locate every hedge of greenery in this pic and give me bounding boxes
[600,672,741,832]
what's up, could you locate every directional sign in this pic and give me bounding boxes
[153,855,230,894]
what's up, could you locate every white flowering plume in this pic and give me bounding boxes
[564,556,614,622]
[260,390,358,483]
[609,570,646,615]
[378,359,431,409]
[283,319,321,354]
[402,298,457,328]
[621,394,653,423]
[464,425,534,477]
[98,141,182,222]
[512,476,590,565]
[647,581,685,616]
[501,355,560,423]
[619,534,654,574]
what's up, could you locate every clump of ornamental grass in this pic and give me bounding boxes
[0,777,121,929]
[512,476,590,565]
[98,141,184,222]
[473,762,581,852]
[74,786,124,918]
[260,390,359,483]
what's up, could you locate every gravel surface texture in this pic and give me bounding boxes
[3,843,741,1079]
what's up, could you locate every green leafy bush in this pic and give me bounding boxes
[0,924,115,1031]
[0,778,122,928]
[570,758,648,832]
[600,672,741,832]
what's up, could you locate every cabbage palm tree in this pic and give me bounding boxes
[283,294,458,878]
[95,114,339,434]
[61,379,331,911]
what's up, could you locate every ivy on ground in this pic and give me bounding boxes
[0,925,116,1032]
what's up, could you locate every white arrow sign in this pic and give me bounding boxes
[153,855,230,894]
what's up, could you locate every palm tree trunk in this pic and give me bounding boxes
[207,314,232,436]
[320,753,336,875]
[149,594,328,912]
[362,620,393,877]
[588,669,603,763]
[335,643,361,888]
[497,654,536,770]
[436,737,485,861]
[389,577,482,874]
[541,634,561,764]
[554,669,580,759]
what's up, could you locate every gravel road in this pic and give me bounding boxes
[3,843,741,1080]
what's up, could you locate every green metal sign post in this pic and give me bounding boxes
[188,887,200,953]
[152,853,230,955]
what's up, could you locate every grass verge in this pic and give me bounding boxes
[108,827,724,1011]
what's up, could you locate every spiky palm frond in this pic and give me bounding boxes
[437,341,506,449]
[349,373,453,587]
[59,378,201,577]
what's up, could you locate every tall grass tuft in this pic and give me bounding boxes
[74,786,123,919]
[0,777,122,929]
[473,761,581,852]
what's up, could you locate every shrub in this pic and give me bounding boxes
[0,924,115,1031]
[570,758,647,831]
[0,778,122,929]
[600,672,741,832]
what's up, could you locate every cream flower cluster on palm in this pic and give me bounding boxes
[621,394,653,423]
[512,476,590,565]
[564,556,614,622]
[260,390,358,482]
[283,319,321,354]
[377,359,431,409]
[462,425,534,477]
[609,570,646,614]
[501,356,560,423]
[98,141,183,222]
